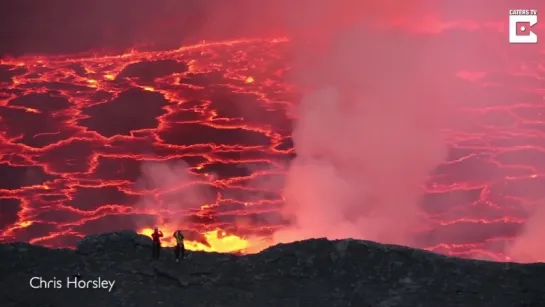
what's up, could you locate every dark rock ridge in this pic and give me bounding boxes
[1,231,544,307]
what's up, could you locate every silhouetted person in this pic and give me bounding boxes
[173,229,185,262]
[151,227,163,259]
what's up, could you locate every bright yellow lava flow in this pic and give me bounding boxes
[139,227,251,253]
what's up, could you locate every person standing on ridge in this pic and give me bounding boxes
[173,229,185,262]
[151,226,163,260]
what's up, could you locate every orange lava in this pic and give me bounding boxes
[139,227,263,253]
[0,37,543,261]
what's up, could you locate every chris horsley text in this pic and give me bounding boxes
[29,277,115,292]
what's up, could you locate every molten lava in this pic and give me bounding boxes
[0,37,543,262]
[0,38,293,254]
[139,227,252,253]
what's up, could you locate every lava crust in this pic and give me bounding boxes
[0,37,544,260]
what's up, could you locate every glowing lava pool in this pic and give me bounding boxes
[0,37,544,261]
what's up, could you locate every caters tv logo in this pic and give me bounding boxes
[509,9,538,43]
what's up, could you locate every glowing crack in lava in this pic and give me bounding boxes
[0,38,292,254]
[0,38,544,261]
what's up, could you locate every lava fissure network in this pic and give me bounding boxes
[0,38,544,261]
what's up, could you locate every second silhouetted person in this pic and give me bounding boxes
[173,229,185,262]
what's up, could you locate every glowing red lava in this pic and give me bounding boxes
[0,38,544,261]
[0,38,293,254]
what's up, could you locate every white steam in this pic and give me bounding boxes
[274,28,449,245]
[133,160,215,228]
[506,203,545,262]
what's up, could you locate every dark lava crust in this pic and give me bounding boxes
[1,231,544,307]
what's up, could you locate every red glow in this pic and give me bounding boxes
[1,1,544,263]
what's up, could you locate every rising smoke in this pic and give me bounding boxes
[133,160,216,230]
[185,0,453,246]
[274,27,449,246]
[506,204,545,262]
[269,0,545,260]
[183,1,467,246]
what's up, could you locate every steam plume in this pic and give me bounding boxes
[274,27,448,245]
[506,204,545,262]
[198,0,452,246]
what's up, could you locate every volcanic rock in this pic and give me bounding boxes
[1,231,544,307]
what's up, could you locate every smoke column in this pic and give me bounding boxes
[196,0,472,247]
[188,0,454,245]
[506,203,545,262]
[199,0,451,245]
[273,0,545,260]
[274,27,449,245]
